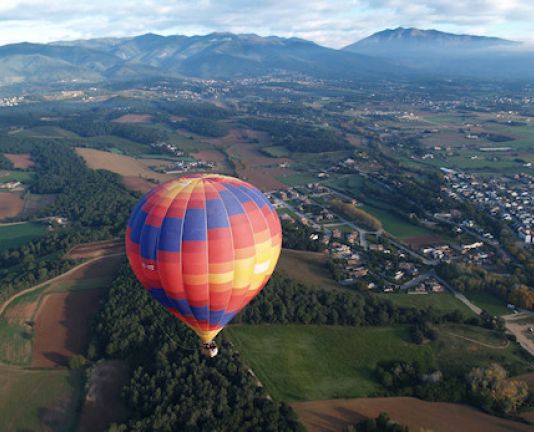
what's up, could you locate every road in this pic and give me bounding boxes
[0,252,124,316]
[433,273,483,316]
[502,312,534,357]
[400,271,434,290]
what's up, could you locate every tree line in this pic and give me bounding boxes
[240,117,352,153]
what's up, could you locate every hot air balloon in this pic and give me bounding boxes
[125,174,282,357]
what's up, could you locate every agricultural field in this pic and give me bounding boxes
[225,325,435,401]
[292,396,534,432]
[0,222,47,250]
[277,249,340,291]
[11,125,79,139]
[112,114,153,124]
[75,147,173,182]
[227,323,531,402]
[465,291,510,316]
[277,173,321,187]
[0,365,83,432]
[434,323,531,375]
[360,204,433,238]
[3,153,33,168]
[0,192,25,220]
[374,292,475,316]
[261,146,291,158]
[0,169,34,183]
[0,254,122,366]
[20,193,57,216]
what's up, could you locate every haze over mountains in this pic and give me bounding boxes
[1,27,533,87]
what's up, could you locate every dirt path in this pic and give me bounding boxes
[445,331,509,349]
[0,252,124,317]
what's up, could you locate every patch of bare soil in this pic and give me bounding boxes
[79,360,130,432]
[3,153,34,168]
[292,397,533,432]
[112,114,153,124]
[0,192,25,219]
[64,239,124,260]
[31,288,107,368]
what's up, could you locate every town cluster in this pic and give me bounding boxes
[443,170,533,244]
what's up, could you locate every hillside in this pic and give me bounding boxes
[0,32,407,86]
[343,27,534,80]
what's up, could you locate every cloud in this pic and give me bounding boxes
[0,0,532,47]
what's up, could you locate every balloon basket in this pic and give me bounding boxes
[201,341,218,358]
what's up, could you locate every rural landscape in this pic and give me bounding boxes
[0,4,534,431]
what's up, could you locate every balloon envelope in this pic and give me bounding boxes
[125,174,282,342]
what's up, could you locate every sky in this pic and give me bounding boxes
[0,0,533,48]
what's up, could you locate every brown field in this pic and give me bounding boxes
[76,147,174,182]
[31,288,106,368]
[31,255,122,367]
[64,239,124,260]
[3,153,33,168]
[403,234,446,248]
[277,249,340,290]
[292,397,533,432]
[192,149,232,172]
[207,128,294,190]
[346,134,364,147]
[79,360,130,432]
[112,114,153,124]
[62,254,122,282]
[21,193,57,216]
[122,175,156,193]
[0,192,25,219]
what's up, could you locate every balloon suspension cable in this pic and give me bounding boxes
[153,316,197,352]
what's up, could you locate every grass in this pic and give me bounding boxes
[0,170,34,183]
[434,323,531,375]
[225,324,435,401]
[261,146,291,157]
[0,223,47,251]
[465,291,510,316]
[374,293,476,316]
[277,249,340,291]
[360,204,432,238]
[0,318,33,365]
[327,175,364,196]
[168,132,213,152]
[277,173,321,187]
[226,323,532,403]
[0,365,82,431]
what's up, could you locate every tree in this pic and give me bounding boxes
[468,363,528,414]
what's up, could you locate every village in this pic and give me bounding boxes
[442,169,533,244]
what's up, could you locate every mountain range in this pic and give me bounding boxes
[0,27,533,87]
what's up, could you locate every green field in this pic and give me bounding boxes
[0,223,47,251]
[168,132,213,152]
[13,126,80,139]
[261,146,290,157]
[277,173,321,187]
[361,204,432,238]
[227,323,531,402]
[374,293,476,316]
[0,365,82,431]
[434,324,530,375]
[327,175,364,196]
[225,325,435,401]
[0,170,34,183]
[465,291,510,316]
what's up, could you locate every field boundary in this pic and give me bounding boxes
[0,252,124,317]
